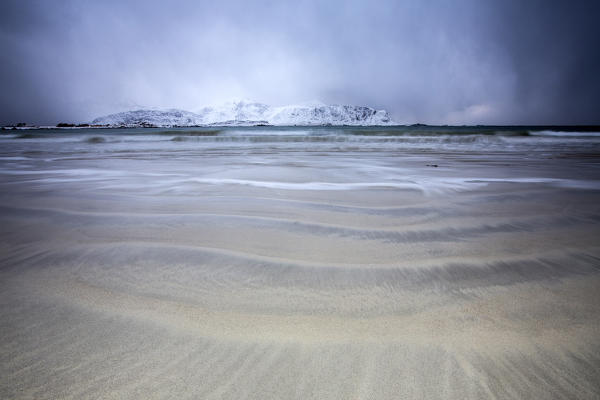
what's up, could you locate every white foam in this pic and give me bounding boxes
[186,177,487,195]
[469,177,600,190]
[529,130,600,137]
[187,176,600,194]
[189,178,406,190]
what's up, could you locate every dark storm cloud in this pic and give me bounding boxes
[0,0,598,125]
[488,1,600,125]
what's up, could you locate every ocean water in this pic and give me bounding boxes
[2,126,600,197]
[1,126,600,399]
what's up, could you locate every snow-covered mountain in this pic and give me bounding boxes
[92,101,394,127]
[91,109,204,127]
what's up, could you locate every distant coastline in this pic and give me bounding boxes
[3,123,600,131]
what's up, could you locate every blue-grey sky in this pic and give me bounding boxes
[1,0,598,125]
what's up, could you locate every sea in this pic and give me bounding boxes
[2,125,600,196]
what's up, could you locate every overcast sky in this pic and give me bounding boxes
[1,0,598,125]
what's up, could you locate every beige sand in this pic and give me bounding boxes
[1,176,600,399]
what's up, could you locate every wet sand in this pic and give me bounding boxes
[1,127,600,398]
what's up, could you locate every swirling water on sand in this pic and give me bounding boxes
[1,126,599,399]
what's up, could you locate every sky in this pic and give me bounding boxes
[0,0,599,125]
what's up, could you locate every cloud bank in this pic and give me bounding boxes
[1,0,598,125]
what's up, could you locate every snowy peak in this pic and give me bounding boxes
[268,104,391,126]
[92,101,394,127]
[92,109,203,127]
[197,100,271,124]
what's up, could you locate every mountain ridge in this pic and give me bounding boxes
[91,101,394,127]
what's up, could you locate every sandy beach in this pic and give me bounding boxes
[1,127,599,398]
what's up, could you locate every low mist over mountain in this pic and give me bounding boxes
[91,101,393,127]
